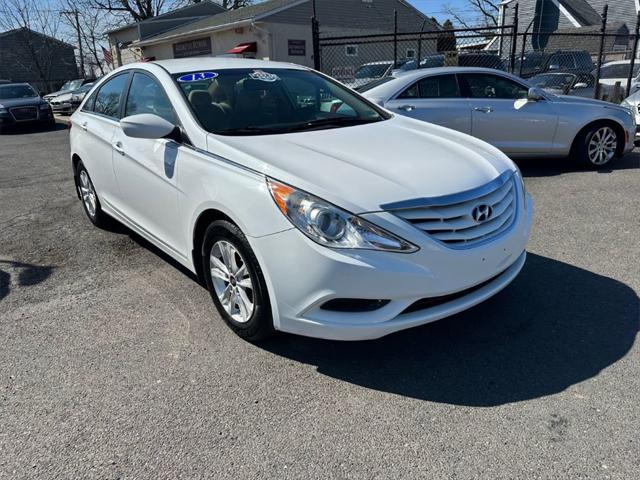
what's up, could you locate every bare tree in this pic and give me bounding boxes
[219,0,253,8]
[445,0,500,28]
[0,0,76,91]
[88,0,172,22]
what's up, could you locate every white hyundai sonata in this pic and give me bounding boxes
[69,58,533,341]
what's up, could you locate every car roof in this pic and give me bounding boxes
[396,66,513,80]
[149,57,308,74]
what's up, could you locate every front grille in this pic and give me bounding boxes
[388,172,517,248]
[10,106,38,121]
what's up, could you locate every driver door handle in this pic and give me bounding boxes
[113,141,125,156]
[398,105,416,112]
[80,121,87,131]
[474,106,493,113]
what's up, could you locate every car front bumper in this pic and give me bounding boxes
[249,193,533,341]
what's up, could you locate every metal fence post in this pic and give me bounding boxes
[393,10,398,68]
[417,19,426,64]
[509,3,519,74]
[311,16,320,71]
[626,12,640,96]
[594,4,609,99]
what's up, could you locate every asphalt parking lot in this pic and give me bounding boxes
[1,121,639,479]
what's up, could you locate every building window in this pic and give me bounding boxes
[406,49,416,59]
[345,45,358,57]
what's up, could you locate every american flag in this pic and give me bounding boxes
[102,46,113,66]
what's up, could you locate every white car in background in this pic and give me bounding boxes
[361,67,635,167]
[621,89,640,142]
[69,58,532,341]
[596,60,640,97]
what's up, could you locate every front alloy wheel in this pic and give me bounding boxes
[202,220,274,341]
[210,240,255,323]
[587,126,617,166]
[75,161,109,228]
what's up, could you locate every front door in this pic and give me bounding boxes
[111,71,184,255]
[460,72,559,155]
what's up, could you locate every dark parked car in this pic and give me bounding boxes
[0,83,54,133]
[514,50,594,78]
[398,53,506,72]
[529,72,596,98]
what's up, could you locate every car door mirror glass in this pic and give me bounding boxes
[120,113,176,139]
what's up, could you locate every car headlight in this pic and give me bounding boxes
[267,178,418,253]
[0,104,6,114]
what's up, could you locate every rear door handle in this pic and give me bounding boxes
[113,141,125,156]
[474,106,493,113]
[398,105,416,112]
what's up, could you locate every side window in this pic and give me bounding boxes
[399,75,459,99]
[82,90,98,112]
[93,74,129,118]
[462,74,528,100]
[125,72,175,123]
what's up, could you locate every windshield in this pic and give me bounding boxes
[174,68,388,136]
[530,73,576,89]
[600,63,640,79]
[75,83,94,93]
[354,64,391,79]
[60,79,83,91]
[0,84,37,99]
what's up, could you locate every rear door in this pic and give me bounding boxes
[73,73,130,206]
[384,74,472,134]
[111,71,184,254]
[460,72,559,155]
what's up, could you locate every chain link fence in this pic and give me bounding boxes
[313,4,640,104]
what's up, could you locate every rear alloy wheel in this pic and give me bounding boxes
[580,125,619,167]
[75,161,110,228]
[202,220,274,342]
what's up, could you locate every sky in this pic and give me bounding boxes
[408,0,476,23]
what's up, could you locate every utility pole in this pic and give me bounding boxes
[62,9,84,78]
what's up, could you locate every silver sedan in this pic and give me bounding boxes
[361,67,635,167]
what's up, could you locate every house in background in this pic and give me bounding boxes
[106,0,226,66]
[113,0,438,75]
[0,27,78,92]
[498,0,637,55]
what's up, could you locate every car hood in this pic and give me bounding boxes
[44,89,69,98]
[0,96,43,108]
[207,115,515,214]
[53,92,73,102]
[551,94,629,112]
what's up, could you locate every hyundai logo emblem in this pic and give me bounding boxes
[472,204,493,223]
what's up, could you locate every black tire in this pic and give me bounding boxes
[574,123,620,168]
[74,161,110,228]
[202,220,274,342]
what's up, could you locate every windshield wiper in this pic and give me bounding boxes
[285,116,382,133]
[217,126,282,136]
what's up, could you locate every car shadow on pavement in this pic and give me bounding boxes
[0,260,55,302]
[516,152,639,177]
[262,253,639,406]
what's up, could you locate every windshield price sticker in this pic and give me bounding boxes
[178,72,218,82]
[249,70,280,82]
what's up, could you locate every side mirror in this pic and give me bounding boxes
[574,82,588,89]
[527,87,545,102]
[120,113,176,139]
